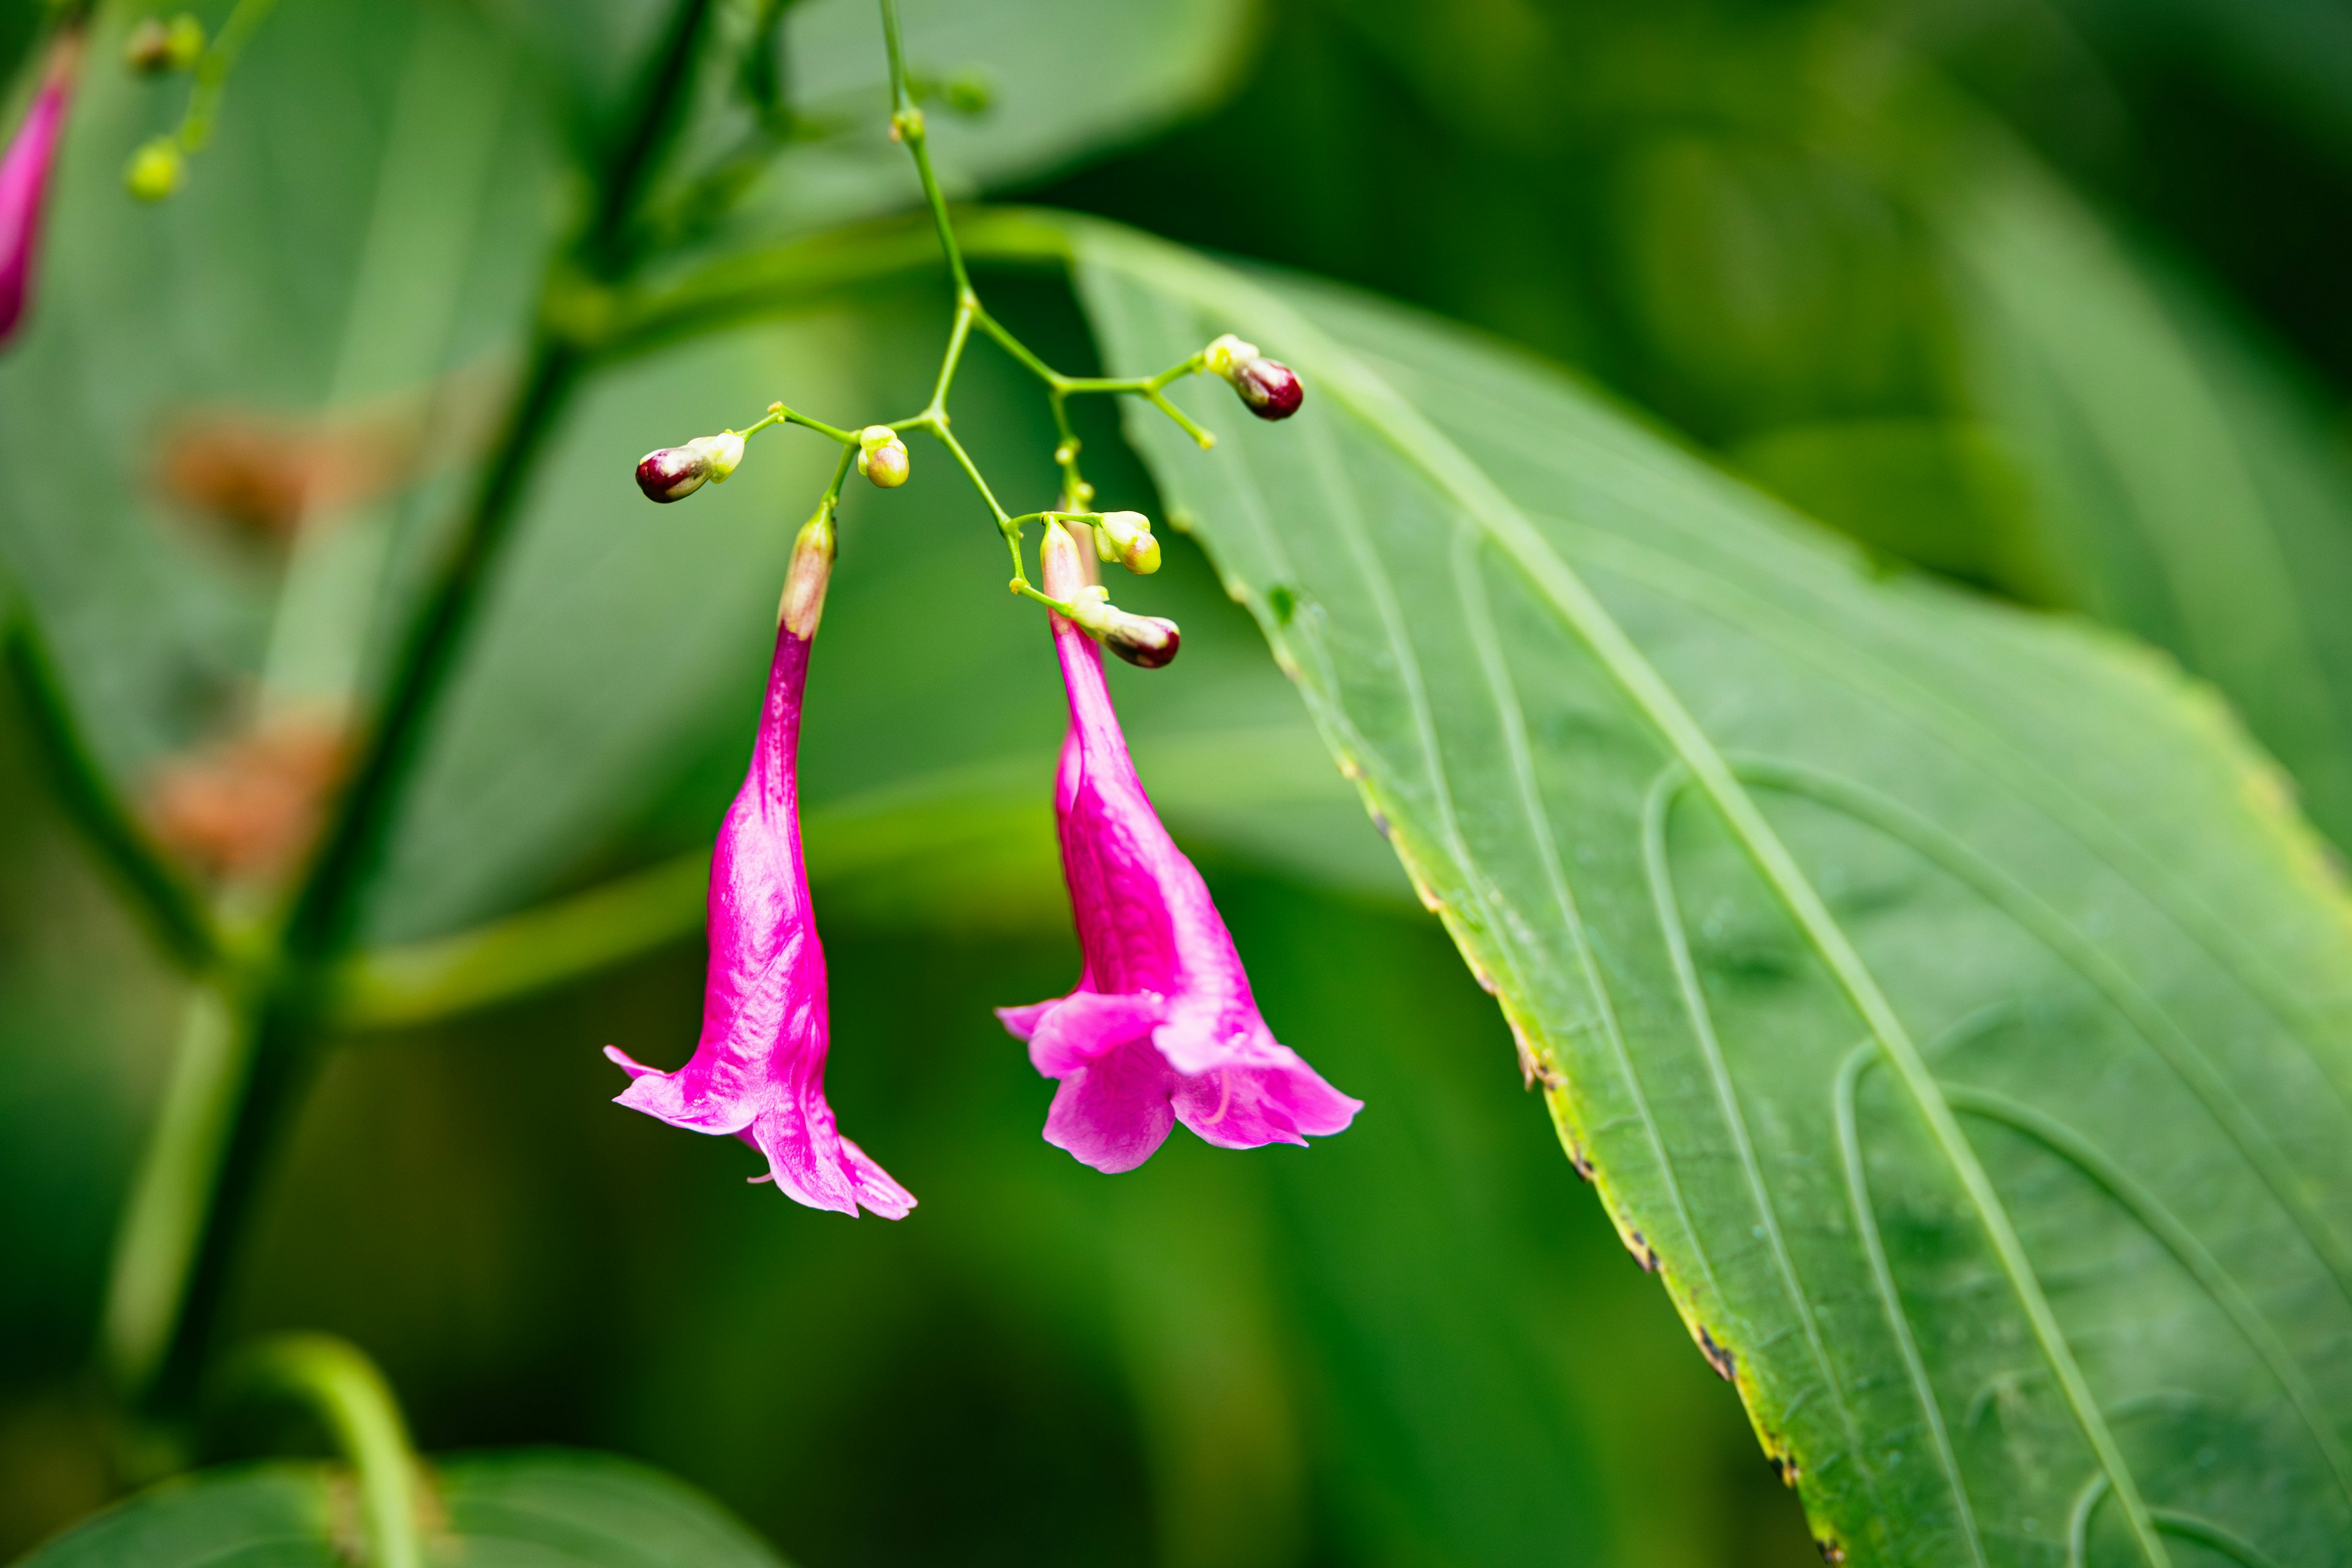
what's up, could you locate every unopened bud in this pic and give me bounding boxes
[125,15,204,72]
[1065,586,1182,669]
[779,505,837,638]
[1202,334,1258,379]
[1231,357,1303,420]
[633,431,744,503]
[126,137,184,202]
[855,425,910,488]
[1090,510,1160,575]
[702,429,745,481]
[1205,332,1303,421]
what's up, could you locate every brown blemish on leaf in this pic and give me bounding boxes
[147,710,351,882]
[1624,1229,1660,1273]
[1509,1017,1562,1090]
[1696,1324,1736,1381]
[1815,1538,1845,1565]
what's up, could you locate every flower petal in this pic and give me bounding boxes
[994,997,1066,1042]
[606,1044,756,1137]
[1027,989,1166,1077]
[1042,1037,1179,1173]
[1172,1049,1363,1150]
[840,1135,918,1219]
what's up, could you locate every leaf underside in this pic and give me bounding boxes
[1038,214,2352,1566]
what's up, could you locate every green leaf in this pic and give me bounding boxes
[17,1449,788,1567]
[1009,211,2352,1563]
[1942,158,2352,854]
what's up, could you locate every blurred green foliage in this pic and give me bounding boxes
[6,0,2352,1562]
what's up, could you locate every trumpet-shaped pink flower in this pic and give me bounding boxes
[0,34,77,347]
[607,516,913,1218]
[999,525,1360,1172]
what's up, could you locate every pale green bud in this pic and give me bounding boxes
[126,137,184,202]
[1202,333,1259,380]
[1090,510,1160,575]
[856,425,910,488]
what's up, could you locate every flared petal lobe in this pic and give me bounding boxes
[608,532,911,1219]
[1003,524,1359,1170]
[0,37,77,346]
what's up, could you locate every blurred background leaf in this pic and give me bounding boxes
[18,1449,791,1567]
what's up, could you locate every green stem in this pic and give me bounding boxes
[879,0,970,300]
[282,339,578,963]
[916,418,1009,522]
[1,611,219,972]
[585,0,719,276]
[177,0,279,153]
[227,1335,426,1568]
[101,981,252,1396]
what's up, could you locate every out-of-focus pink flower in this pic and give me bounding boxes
[0,32,78,347]
[607,513,913,1218]
[998,523,1360,1172]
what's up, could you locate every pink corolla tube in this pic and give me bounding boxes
[0,32,78,347]
[999,522,1362,1172]
[607,512,914,1218]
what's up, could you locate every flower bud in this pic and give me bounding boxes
[633,431,744,503]
[1090,510,1160,575]
[778,504,837,639]
[700,429,745,482]
[1202,334,1259,379]
[1104,610,1182,668]
[125,15,205,73]
[1205,331,1303,421]
[1065,586,1182,668]
[125,137,184,201]
[855,425,910,488]
[1231,357,1303,420]
[1,36,77,347]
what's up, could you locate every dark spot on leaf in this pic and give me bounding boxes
[1267,584,1297,624]
[1769,1450,1799,1487]
[1626,1230,1659,1273]
[1697,1325,1736,1381]
[1567,1145,1594,1182]
[1816,1539,1845,1566]
[1371,810,1391,839]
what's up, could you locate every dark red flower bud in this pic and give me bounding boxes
[1232,357,1303,421]
[1106,614,1181,668]
[635,431,741,502]
[636,446,706,502]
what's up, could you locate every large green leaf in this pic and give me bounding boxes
[1005,211,2352,1563]
[16,1449,788,1567]
[1943,158,2352,854]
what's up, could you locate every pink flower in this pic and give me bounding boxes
[998,524,1361,1172]
[0,32,77,347]
[606,514,913,1218]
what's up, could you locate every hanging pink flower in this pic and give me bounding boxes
[606,513,914,1218]
[0,31,78,347]
[999,523,1360,1172]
